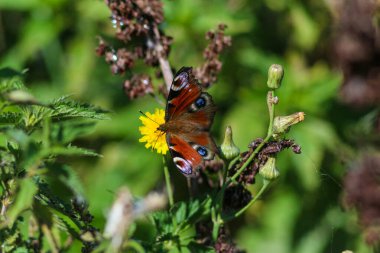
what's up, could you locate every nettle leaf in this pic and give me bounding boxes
[52,213,81,239]
[171,197,212,232]
[0,112,23,125]
[173,202,187,224]
[54,165,85,197]
[5,129,30,148]
[50,120,97,144]
[13,247,29,253]
[152,211,173,235]
[0,217,25,250]
[0,68,24,78]
[48,96,109,120]
[5,130,44,170]
[0,76,25,94]
[49,144,100,157]
[6,178,37,226]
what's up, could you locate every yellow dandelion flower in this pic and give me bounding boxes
[139,109,168,155]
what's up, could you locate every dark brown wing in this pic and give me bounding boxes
[165,67,218,176]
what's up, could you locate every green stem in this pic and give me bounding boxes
[228,90,275,184]
[228,179,271,220]
[215,90,276,221]
[163,157,174,207]
[223,156,240,183]
[211,207,221,241]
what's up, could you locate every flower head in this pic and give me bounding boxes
[139,109,168,154]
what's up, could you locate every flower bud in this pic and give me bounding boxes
[221,126,240,160]
[259,157,279,181]
[272,112,305,138]
[267,64,284,89]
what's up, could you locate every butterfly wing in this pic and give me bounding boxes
[165,67,201,121]
[167,134,203,175]
[165,67,218,176]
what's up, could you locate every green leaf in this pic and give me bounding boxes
[48,95,109,120]
[0,77,25,93]
[13,247,29,253]
[0,112,22,124]
[6,178,37,226]
[0,68,24,78]
[52,214,81,239]
[48,144,100,157]
[152,211,173,235]
[187,241,214,253]
[186,197,212,225]
[172,202,187,224]
[56,165,85,197]
[50,120,97,144]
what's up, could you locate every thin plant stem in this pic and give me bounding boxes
[215,90,276,220]
[211,207,221,241]
[153,26,173,91]
[228,90,275,184]
[223,156,240,184]
[163,157,174,207]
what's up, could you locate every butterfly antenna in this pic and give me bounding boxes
[139,110,160,126]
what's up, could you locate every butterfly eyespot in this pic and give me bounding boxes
[195,97,206,108]
[196,146,208,157]
[173,156,192,175]
[189,93,212,112]
[191,144,214,160]
[171,72,189,91]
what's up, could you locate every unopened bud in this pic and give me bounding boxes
[267,64,284,89]
[259,157,279,181]
[272,112,305,138]
[221,126,240,160]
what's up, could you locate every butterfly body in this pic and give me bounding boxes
[159,67,217,176]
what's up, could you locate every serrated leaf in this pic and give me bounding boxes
[6,178,37,226]
[52,214,81,239]
[175,197,212,232]
[152,211,173,235]
[0,68,24,78]
[172,202,187,224]
[0,77,25,93]
[50,120,97,143]
[13,247,29,253]
[49,145,100,157]
[187,199,200,219]
[48,96,109,120]
[57,165,85,197]
[0,112,22,124]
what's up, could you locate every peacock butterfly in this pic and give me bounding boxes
[158,67,218,176]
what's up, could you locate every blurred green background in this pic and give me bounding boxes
[0,0,373,252]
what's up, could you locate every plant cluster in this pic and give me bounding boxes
[0,69,108,252]
[0,0,306,252]
[95,2,305,252]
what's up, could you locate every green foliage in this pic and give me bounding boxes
[0,0,375,252]
[0,70,106,251]
[150,197,213,252]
